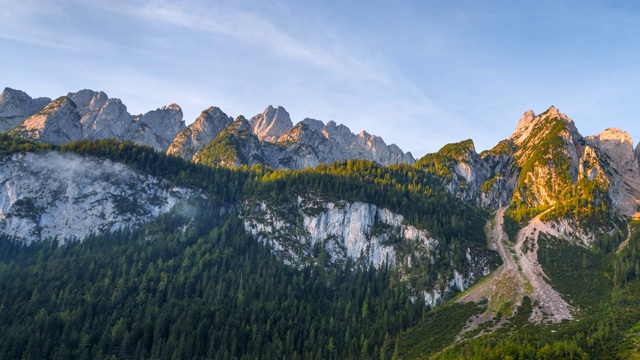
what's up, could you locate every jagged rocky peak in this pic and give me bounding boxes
[195,115,269,169]
[128,103,186,152]
[167,106,234,160]
[67,89,109,113]
[586,128,636,162]
[299,118,352,145]
[249,105,293,142]
[0,87,51,132]
[10,96,83,145]
[510,109,536,145]
[277,121,319,145]
[228,115,253,133]
[67,89,131,140]
[586,128,640,216]
[510,106,580,146]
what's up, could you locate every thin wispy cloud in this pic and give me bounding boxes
[98,0,394,85]
[0,0,115,51]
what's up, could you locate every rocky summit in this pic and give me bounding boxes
[0,87,51,133]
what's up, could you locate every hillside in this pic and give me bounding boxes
[2,99,640,358]
[0,135,495,358]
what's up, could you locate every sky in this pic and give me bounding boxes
[1,0,640,157]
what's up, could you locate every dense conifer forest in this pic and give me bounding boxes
[3,135,640,358]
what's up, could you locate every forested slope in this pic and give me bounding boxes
[0,135,497,359]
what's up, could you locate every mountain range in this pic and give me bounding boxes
[2,87,640,358]
[0,87,414,169]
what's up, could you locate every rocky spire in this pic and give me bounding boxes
[249,105,293,142]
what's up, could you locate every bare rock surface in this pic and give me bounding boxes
[10,97,83,145]
[68,89,132,140]
[126,104,186,151]
[0,87,51,132]
[0,151,191,243]
[249,105,293,142]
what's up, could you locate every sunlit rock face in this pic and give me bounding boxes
[0,87,51,133]
[10,97,83,145]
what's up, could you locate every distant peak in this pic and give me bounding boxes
[249,105,293,142]
[49,96,75,108]
[1,87,32,100]
[511,106,580,145]
[590,128,633,146]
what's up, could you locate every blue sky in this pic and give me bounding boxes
[1,0,639,157]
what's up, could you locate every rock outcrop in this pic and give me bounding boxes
[249,105,293,142]
[243,197,498,307]
[10,97,83,145]
[195,116,276,168]
[0,87,51,132]
[0,151,192,243]
[68,89,132,140]
[127,104,185,151]
[586,128,640,216]
[1,88,414,168]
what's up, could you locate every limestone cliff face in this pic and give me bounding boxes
[0,151,192,243]
[195,116,277,168]
[10,97,83,145]
[415,139,516,209]
[0,88,51,133]
[585,128,640,216]
[509,106,586,210]
[243,197,498,307]
[5,89,186,151]
[167,107,233,160]
[265,117,415,169]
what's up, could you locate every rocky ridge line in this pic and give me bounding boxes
[0,87,415,168]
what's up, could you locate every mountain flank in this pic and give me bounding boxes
[4,86,640,358]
